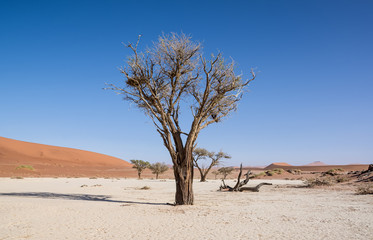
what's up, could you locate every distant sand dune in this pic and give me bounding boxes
[264,162,292,169]
[264,161,368,172]
[305,161,327,166]
[0,137,133,178]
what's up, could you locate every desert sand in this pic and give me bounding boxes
[1,178,372,240]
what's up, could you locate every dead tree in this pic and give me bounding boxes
[219,164,272,192]
[357,164,373,182]
[107,33,255,205]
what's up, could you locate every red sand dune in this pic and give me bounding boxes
[0,137,134,178]
[264,162,292,169]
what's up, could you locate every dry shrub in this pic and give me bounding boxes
[253,172,266,178]
[140,186,150,190]
[11,176,24,179]
[323,168,344,176]
[265,171,274,176]
[287,169,302,175]
[306,178,334,187]
[264,168,284,176]
[356,184,373,195]
[335,176,349,183]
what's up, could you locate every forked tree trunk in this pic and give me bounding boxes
[197,168,207,182]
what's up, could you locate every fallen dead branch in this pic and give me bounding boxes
[219,164,272,192]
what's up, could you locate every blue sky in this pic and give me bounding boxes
[1,0,372,166]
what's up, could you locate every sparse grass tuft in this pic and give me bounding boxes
[356,184,373,195]
[11,176,24,179]
[16,165,34,171]
[140,186,150,190]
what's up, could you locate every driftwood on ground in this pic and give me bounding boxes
[238,183,273,192]
[219,164,272,192]
[356,164,373,182]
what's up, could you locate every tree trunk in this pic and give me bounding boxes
[156,173,159,179]
[174,170,194,205]
[173,153,194,205]
[196,167,206,182]
[138,172,141,179]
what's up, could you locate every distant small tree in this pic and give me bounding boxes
[149,162,169,179]
[130,159,150,179]
[218,167,235,180]
[193,148,231,182]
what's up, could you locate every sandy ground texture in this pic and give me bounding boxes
[0,178,372,240]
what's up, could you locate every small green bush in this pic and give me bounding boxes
[272,168,284,174]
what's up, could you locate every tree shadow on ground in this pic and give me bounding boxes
[0,192,169,206]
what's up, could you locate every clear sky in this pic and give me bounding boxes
[1,0,372,166]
